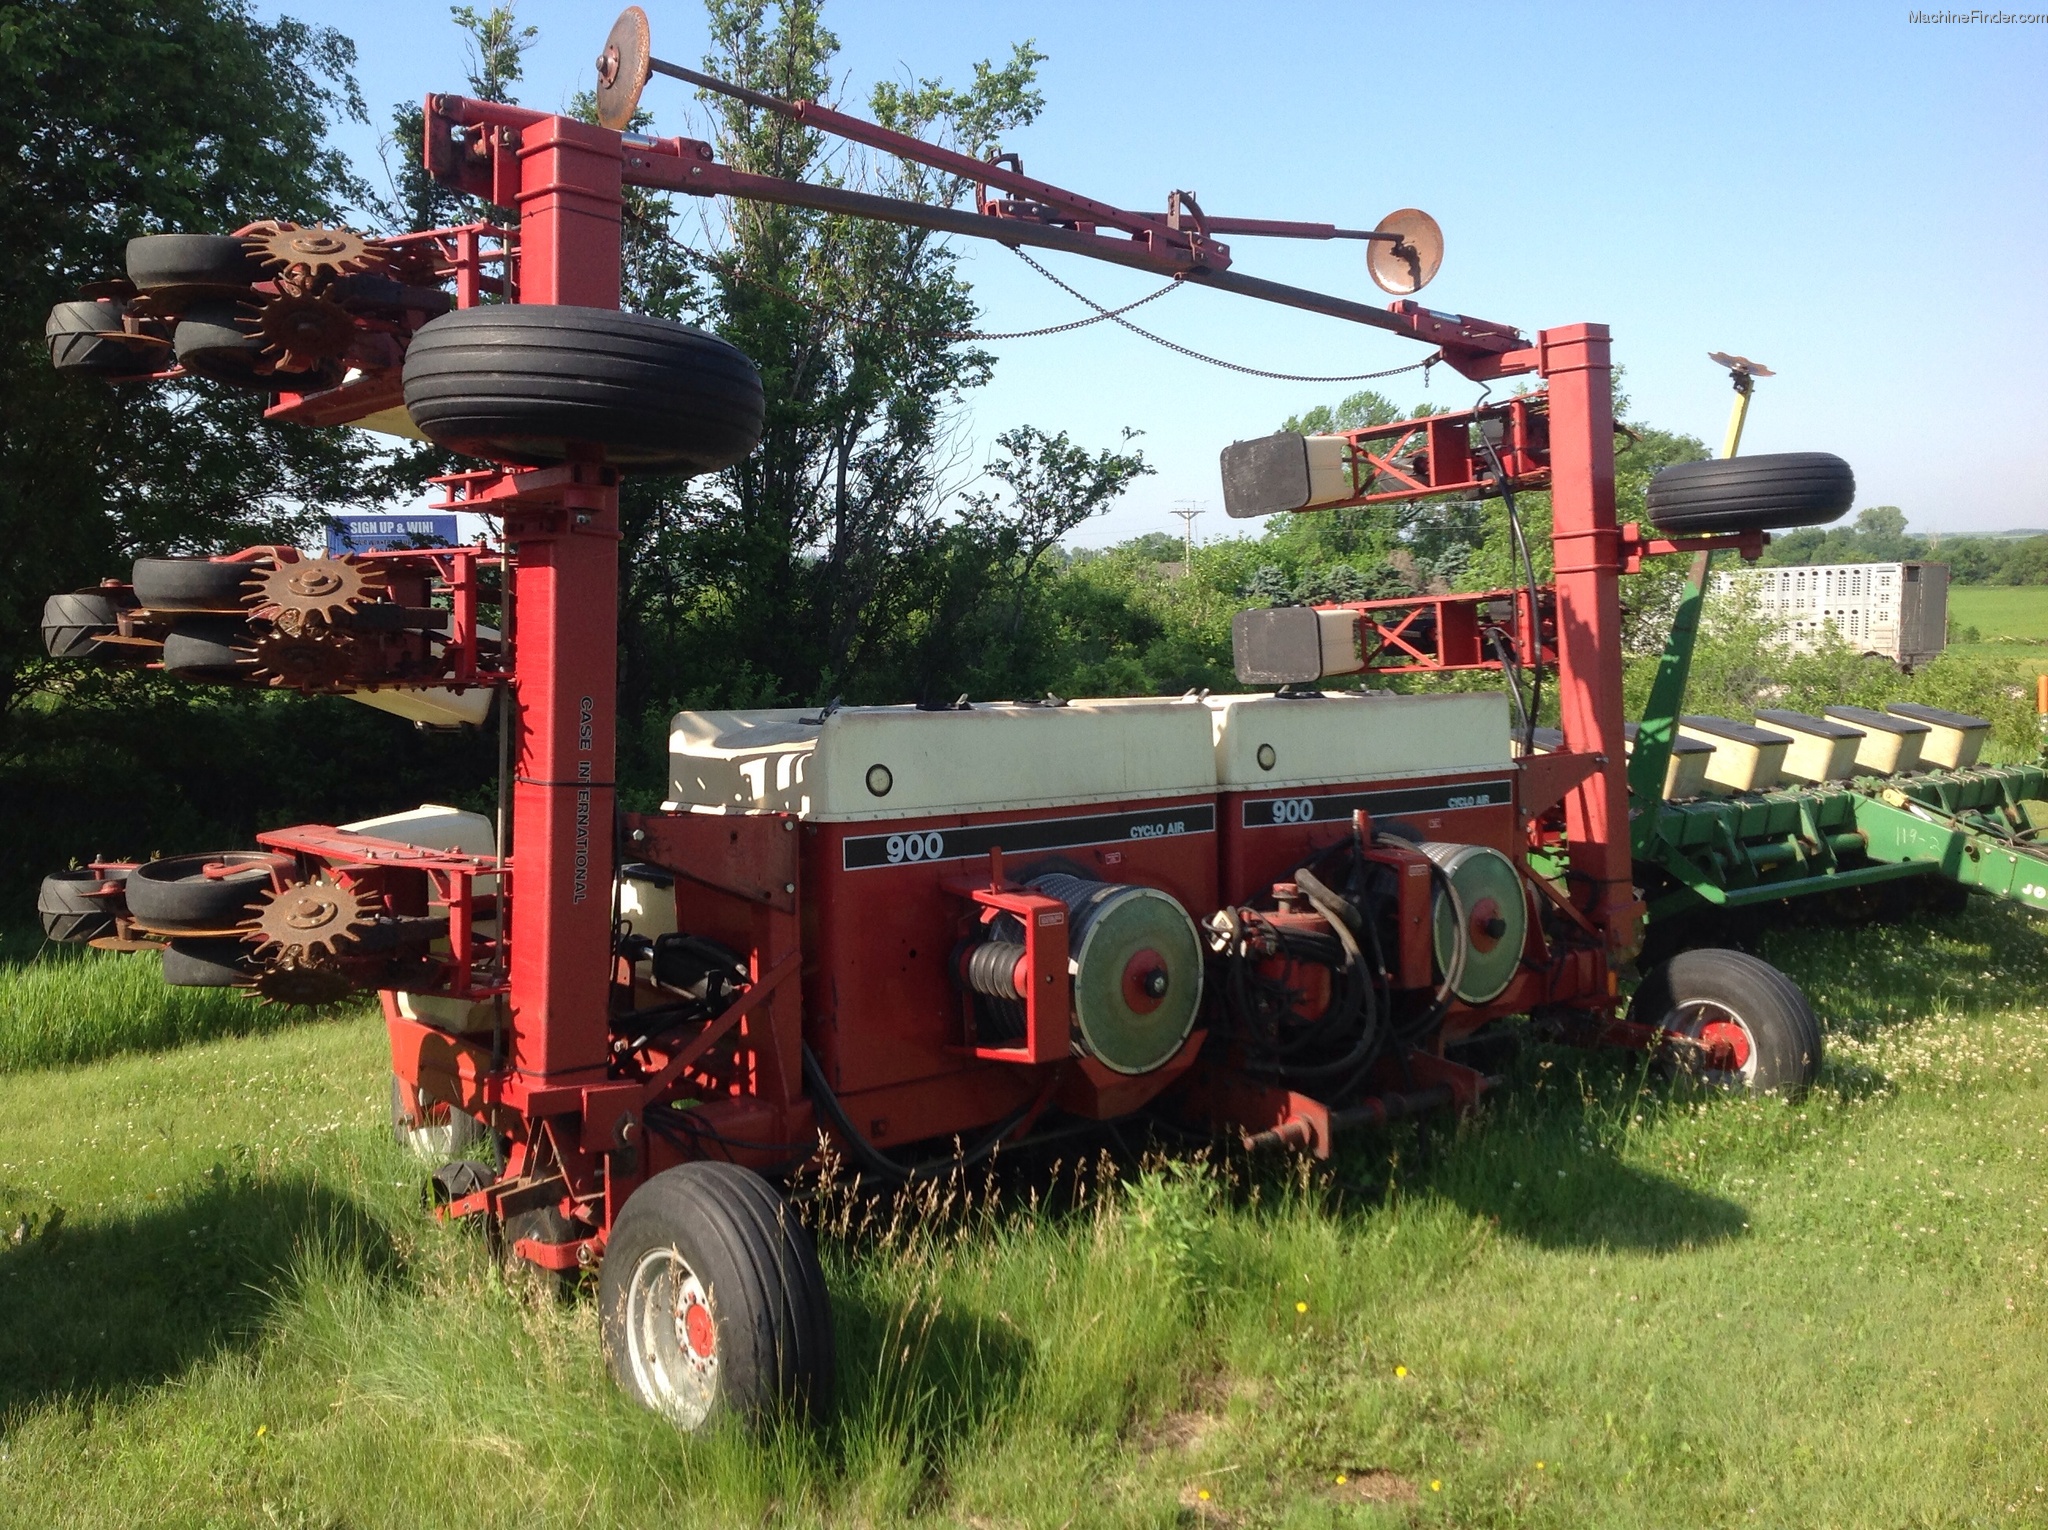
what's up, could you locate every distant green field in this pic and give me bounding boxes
[1949,584,2048,642]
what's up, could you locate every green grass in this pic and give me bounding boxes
[4,908,2048,1526]
[1948,585,2048,644]
[0,937,361,1073]
[1947,586,2048,674]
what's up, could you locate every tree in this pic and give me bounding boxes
[598,0,1154,773]
[901,426,1150,702]
[0,0,470,892]
[373,4,534,233]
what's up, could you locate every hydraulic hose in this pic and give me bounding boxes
[800,1043,1035,1185]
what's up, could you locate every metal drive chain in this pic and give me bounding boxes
[662,233,1184,340]
[1006,247,1442,385]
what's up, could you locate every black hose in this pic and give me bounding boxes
[1474,423,1543,758]
[800,1043,1034,1185]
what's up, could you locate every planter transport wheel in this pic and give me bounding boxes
[162,938,254,987]
[126,852,278,929]
[132,557,253,610]
[41,592,121,660]
[38,870,120,944]
[401,305,765,474]
[599,1161,834,1431]
[390,1074,488,1162]
[160,618,255,677]
[1628,948,1822,1098]
[1645,452,1855,535]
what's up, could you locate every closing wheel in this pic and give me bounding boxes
[1645,452,1855,535]
[402,305,765,475]
[1629,949,1821,1099]
[45,301,160,377]
[41,592,121,661]
[389,1073,488,1162]
[39,870,120,944]
[600,1161,834,1431]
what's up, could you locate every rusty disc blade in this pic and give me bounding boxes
[244,877,378,961]
[596,6,653,131]
[244,554,387,624]
[246,628,361,691]
[1367,208,1444,296]
[246,224,384,279]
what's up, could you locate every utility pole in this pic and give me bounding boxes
[1171,501,1205,569]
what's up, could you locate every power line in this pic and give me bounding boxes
[1171,502,1205,568]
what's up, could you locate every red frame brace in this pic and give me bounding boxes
[947,861,1073,1065]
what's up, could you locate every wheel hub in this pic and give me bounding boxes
[626,1247,720,1428]
[1674,1000,1757,1085]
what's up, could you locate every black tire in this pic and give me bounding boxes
[126,852,276,930]
[38,870,118,944]
[599,1161,833,1431]
[125,233,262,293]
[161,937,253,987]
[132,557,252,610]
[160,618,254,677]
[390,1073,489,1163]
[1629,948,1821,1098]
[41,592,121,660]
[45,300,155,377]
[1645,452,1855,535]
[174,301,267,388]
[402,305,764,475]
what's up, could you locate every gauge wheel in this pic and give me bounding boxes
[131,557,253,610]
[160,619,254,678]
[1629,948,1821,1098]
[125,233,262,292]
[40,592,123,661]
[161,937,254,987]
[599,1160,833,1431]
[390,1073,489,1162]
[125,852,278,929]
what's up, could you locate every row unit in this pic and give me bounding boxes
[1531,702,1990,799]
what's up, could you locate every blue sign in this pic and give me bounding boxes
[325,514,460,555]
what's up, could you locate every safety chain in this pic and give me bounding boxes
[1007,247,1442,385]
[662,231,1184,340]
[662,228,1441,383]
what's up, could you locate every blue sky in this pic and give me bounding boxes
[278,0,2046,545]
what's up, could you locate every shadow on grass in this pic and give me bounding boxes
[824,1281,1033,1471]
[1321,1042,1752,1254]
[0,1165,398,1414]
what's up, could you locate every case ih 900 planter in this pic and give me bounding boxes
[34,10,2048,1430]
